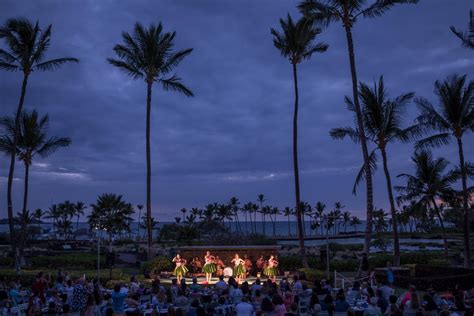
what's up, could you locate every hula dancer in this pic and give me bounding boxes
[202,251,217,284]
[231,253,246,283]
[172,254,188,284]
[263,255,278,281]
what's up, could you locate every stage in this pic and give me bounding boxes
[158,275,283,285]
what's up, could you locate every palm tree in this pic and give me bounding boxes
[451,10,474,49]
[0,110,70,258]
[271,15,328,267]
[299,0,418,259]
[414,74,474,268]
[0,18,78,269]
[257,194,266,234]
[396,151,458,259]
[108,22,193,259]
[330,77,415,266]
[314,201,326,235]
[89,193,135,252]
[342,211,351,233]
[350,216,361,233]
[74,202,86,233]
[45,204,60,238]
[136,204,143,240]
[283,207,293,236]
[228,197,241,233]
[33,208,44,232]
[180,208,187,224]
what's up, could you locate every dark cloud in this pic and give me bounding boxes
[0,0,473,220]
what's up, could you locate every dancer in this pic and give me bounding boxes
[202,251,217,284]
[231,253,246,284]
[263,255,278,282]
[172,254,188,284]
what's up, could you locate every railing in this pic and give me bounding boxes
[333,270,370,289]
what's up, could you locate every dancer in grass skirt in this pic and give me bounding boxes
[172,254,188,284]
[202,251,216,284]
[263,255,278,282]
[231,253,246,283]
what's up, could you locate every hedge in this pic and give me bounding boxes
[29,253,104,269]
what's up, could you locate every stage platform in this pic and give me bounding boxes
[158,275,283,285]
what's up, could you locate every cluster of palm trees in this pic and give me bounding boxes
[44,201,87,239]
[271,0,473,269]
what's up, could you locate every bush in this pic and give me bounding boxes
[29,253,102,269]
[298,268,326,282]
[428,259,450,267]
[141,256,173,275]
[278,256,302,272]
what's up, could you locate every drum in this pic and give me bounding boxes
[223,267,233,277]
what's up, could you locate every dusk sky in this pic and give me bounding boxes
[0,0,473,221]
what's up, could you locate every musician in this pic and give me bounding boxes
[203,251,217,284]
[243,255,253,277]
[231,253,246,283]
[172,254,188,284]
[215,256,225,277]
[256,255,265,276]
[191,256,202,274]
[263,255,278,281]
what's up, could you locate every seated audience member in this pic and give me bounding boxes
[364,297,382,316]
[189,277,202,293]
[400,285,416,308]
[215,275,228,293]
[261,296,275,314]
[273,294,287,316]
[310,293,322,314]
[334,289,351,312]
[376,289,388,314]
[385,295,402,316]
[235,296,255,316]
[321,294,334,313]
[111,284,128,315]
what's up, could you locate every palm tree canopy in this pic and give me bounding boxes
[298,0,418,28]
[0,110,71,165]
[415,74,474,149]
[88,193,135,232]
[0,18,78,73]
[107,22,193,96]
[330,77,416,193]
[450,10,474,49]
[271,14,328,64]
[395,150,458,208]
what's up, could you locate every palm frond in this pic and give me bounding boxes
[36,137,71,158]
[329,127,360,143]
[107,58,144,80]
[161,48,193,74]
[352,149,378,195]
[450,10,474,49]
[34,57,79,71]
[0,61,20,71]
[415,133,451,150]
[359,0,419,19]
[159,75,194,97]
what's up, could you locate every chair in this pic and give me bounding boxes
[299,297,311,316]
[139,294,152,305]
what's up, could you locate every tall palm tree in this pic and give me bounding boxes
[350,215,361,233]
[0,18,78,269]
[229,197,241,233]
[33,208,44,232]
[414,74,474,268]
[314,201,326,235]
[180,208,187,224]
[299,0,418,259]
[451,10,474,49]
[0,110,70,258]
[271,15,328,267]
[74,202,86,233]
[108,22,193,259]
[396,151,457,259]
[330,76,415,266]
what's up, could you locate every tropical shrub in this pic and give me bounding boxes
[141,256,173,275]
[29,253,103,269]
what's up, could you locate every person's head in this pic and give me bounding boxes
[219,275,224,281]
[206,251,210,256]
[66,279,72,287]
[255,289,261,298]
[324,294,333,304]
[56,276,63,284]
[269,255,274,260]
[192,277,197,284]
[37,271,44,279]
[370,297,377,306]
[293,275,299,282]
[261,297,274,311]
[272,294,284,305]
[130,276,136,283]
[244,254,248,259]
[337,289,345,301]
[172,278,177,285]
[255,278,261,285]
[176,253,181,259]
[311,293,320,306]
[241,296,249,303]
[114,284,121,293]
[409,285,416,292]
[353,281,360,290]
[234,253,239,259]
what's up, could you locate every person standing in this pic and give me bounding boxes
[263,255,279,282]
[203,251,216,284]
[172,254,188,284]
[231,254,246,284]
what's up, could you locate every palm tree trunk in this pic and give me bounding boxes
[380,148,401,267]
[19,162,30,264]
[146,81,153,259]
[432,199,448,259]
[344,26,374,270]
[457,137,471,268]
[7,73,30,272]
[292,62,308,268]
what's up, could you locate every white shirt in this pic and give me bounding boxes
[236,301,254,316]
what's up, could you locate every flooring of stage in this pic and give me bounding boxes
[159,275,283,285]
